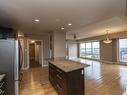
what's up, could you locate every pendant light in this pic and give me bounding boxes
[103,30,112,44]
[73,34,77,39]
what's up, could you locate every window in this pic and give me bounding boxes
[92,42,100,59]
[80,43,85,57]
[79,41,100,59]
[86,42,92,58]
[119,39,127,62]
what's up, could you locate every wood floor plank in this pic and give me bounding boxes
[20,59,127,95]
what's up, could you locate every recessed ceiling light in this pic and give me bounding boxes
[56,19,60,22]
[31,40,35,43]
[34,19,40,22]
[61,27,65,30]
[18,34,22,37]
[68,23,72,26]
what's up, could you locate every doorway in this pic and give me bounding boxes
[29,40,42,68]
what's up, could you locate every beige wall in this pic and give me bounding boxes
[100,40,113,62]
[100,40,114,62]
[100,39,117,63]
[52,31,66,58]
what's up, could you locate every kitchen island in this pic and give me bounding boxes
[0,74,6,95]
[48,59,89,95]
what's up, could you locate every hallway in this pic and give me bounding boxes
[20,59,127,95]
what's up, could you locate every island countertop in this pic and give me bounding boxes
[0,74,6,82]
[48,59,89,72]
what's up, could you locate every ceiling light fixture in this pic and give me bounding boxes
[61,27,65,30]
[68,23,72,26]
[73,34,77,39]
[31,40,35,43]
[56,19,60,22]
[103,30,112,44]
[18,34,23,37]
[34,19,40,22]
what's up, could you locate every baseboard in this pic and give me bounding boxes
[79,57,100,62]
[100,60,127,66]
[21,66,29,70]
[42,64,48,67]
[100,60,115,64]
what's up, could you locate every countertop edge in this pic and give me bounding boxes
[48,60,89,72]
[0,74,6,82]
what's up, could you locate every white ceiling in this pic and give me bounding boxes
[0,0,126,39]
[66,16,127,39]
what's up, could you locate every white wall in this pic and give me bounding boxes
[68,43,78,59]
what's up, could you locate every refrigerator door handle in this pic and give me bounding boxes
[19,42,23,70]
[14,40,19,81]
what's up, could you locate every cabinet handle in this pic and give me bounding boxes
[57,74,62,80]
[56,69,62,73]
[56,84,63,91]
[0,82,4,88]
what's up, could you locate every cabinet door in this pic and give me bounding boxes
[67,69,84,95]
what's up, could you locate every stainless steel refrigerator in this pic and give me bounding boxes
[0,38,23,95]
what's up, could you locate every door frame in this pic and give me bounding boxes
[27,39,44,69]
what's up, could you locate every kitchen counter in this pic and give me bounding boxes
[48,59,89,72]
[0,74,6,82]
[49,59,88,95]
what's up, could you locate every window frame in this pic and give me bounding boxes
[79,43,86,58]
[79,41,100,60]
[118,38,127,63]
[92,41,100,59]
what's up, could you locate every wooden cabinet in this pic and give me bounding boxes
[49,63,85,95]
[0,75,6,95]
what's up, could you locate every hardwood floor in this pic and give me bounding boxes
[20,67,58,95]
[20,59,127,95]
[30,61,42,68]
[84,60,127,95]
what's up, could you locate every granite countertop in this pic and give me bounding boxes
[0,74,6,82]
[49,59,89,72]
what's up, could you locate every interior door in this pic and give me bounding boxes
[29,43,35,67]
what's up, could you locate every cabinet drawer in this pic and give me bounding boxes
[56,68,65,79]
[0,82,5,89]
[56,68,63,74]
[56,73,66,86]
[49,63,55,69]
[49,67,55,74]
[56,82,66,95]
